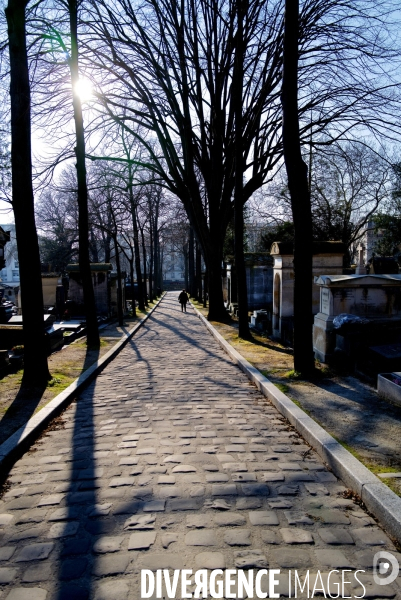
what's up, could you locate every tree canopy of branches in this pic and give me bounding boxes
[74,0,400,322]
[83,0,285,320]
[36,168,79,271]
[0,127,11,208]
[260,142,393,261]
[373,163,401,258]
[310,144,392,262]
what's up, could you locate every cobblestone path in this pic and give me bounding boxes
[0,293,400,599]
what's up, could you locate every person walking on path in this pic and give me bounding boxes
[178,289,189,312]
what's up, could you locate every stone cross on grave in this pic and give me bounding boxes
[355,243,365,275]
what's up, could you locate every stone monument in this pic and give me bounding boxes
[313,274,401,363]
[225,253,273,313]
[270,241,346,342]
[355,243,365,275]
[67,263,112,316]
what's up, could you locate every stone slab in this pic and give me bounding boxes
[128,532,156,550]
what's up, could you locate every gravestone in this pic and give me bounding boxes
[67,263,112,316]
[355,244,365,275]
[41,274,62,308]
[110,271,126,317]
[250,310,269,332]
[378,371,401,407]
[225,253,273,312]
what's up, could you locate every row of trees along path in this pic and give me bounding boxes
[4,0,401,384]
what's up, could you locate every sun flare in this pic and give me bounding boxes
[74,78,93,102]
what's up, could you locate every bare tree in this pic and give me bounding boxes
[5,0,50,385]
[281,0,314,375]
[259,142,393,261]
[77,0,399,328]
[89,162,128,325]
[84,0,285,321]
[121,133,146,310]
[310,143,392,261]
[0,126,11,209]
[136,182,172,301]
[66,0,99,346]
[35,165,81,269]
[36,189,78,271]
[5,0,400,372]
[233,0,250,337]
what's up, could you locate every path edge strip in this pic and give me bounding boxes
[193,305,401,543]
[0,296,164,472]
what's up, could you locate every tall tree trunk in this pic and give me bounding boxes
[140,225,149,306]
[203,269,208,308]
[159,245,163,291]
[132,204,145,310]
[281,0,314,375]
[113,235,124,327]
[183,242,189,292]
[148,221,154,302]
[90,228,99,262]
[153,225,159,296]
[233,0,250,338]
[100,227,111,262]
[188,226,196,297]
[207,251,226,321]
[6,0,50,385]
[153,198,161,295]
[104,236,111,263]
[129,254,136,317]
[202,202,229,321]
[195,239,202,301]
[68,0,99,347]
[156,230,162,293]
[128,179,145,309]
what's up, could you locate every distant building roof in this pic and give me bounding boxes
[315,274,401,286]
[226,252,273,266]
[270,241,346,256]
[66,263,112,272]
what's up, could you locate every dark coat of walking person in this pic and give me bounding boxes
[178,290,189,312]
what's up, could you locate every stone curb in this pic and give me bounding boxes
[0,296,164,471]
[193,305,401,543]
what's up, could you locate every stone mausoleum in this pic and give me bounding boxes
[270,241,346,344]
[67,263,112,316]
[313,274,401,365]
[225,253,273,313]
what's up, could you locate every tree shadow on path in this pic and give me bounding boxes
[0,381,48,447]
[0,343,106,447]
[55,345,100,600]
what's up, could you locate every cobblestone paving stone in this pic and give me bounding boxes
[0,293,401,599]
